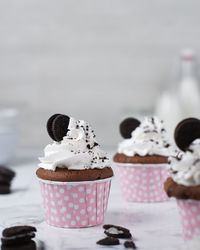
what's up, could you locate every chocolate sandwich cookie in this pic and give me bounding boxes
[0,166,15,183]
[174,118,200,151]
[96,236,120,246]
[1,240,36,250]
[124,240,137,249]
[120,118,140,139]
[0,184,11,195]
[47,113,61,141]
[1,226,36,246]
[0,166,15,195]
[47,114,70,142]
[103,224,132,239]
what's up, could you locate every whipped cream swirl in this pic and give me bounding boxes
[118,117,176,157]
[39,117,109,170]
[170,139,200,186]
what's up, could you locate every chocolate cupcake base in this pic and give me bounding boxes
[36,167,113,182]
[164,177,200,201]
[113,153,168,164]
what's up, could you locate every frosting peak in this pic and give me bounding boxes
[170,139,200,186]
[39,117,109,170]
[118,116,175,157]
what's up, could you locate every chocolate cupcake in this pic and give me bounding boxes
[113,116,176,202]
[36,114,113,228]
[164,118,200,243]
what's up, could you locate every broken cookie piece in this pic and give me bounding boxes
[103,224,132,239]
[96,236,120,246]
[124,240,137,249]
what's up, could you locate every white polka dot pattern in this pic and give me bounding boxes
[177,199,200,240]
[116,164,169,202]
[39,179,111,228]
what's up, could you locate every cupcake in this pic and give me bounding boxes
[113,116,176,202]
[36,114,113,228]
[164,118,200,244]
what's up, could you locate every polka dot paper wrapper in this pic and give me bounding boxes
[177,199,200,241]
[38,178,112,228]
[115,163,169,202]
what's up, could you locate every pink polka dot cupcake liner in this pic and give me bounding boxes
[177,199,200,241]
[115,163,169,202]
[38,178,112,228]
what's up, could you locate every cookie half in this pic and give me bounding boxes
[1,226,36,246]
[174,118,200,151]
[0,166,15,183]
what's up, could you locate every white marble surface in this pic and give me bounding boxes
[0,157,185,250]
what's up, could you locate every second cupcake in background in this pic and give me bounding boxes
[36,114,113,228]
[113,116,176,202]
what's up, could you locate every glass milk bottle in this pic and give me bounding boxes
[155,49,200,142]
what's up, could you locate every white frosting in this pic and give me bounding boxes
[118,117,176,157]
[39,117,109,170]
[170,139,200,186]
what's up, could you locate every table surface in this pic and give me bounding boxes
[0,154,186,250]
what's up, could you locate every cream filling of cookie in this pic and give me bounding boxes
[2,232,35,240]
[106,227,124,235]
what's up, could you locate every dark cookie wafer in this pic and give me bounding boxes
[0,184,10,195]
[1,226,36,246]
[52,114,70,142]
[174,118,200,151]
[0,176,10,185]
[120,118,140,139]
[46,113,61,141]
[1,240,36,250]
[103,224,132,239]
[0,166,15,183]
[124,240,137,249]
[96,236,120,246]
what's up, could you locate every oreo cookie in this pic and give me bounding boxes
[47,114,70,142]
[1,226,36,246]
[47,113,61,141]
[120,118,140,139]
[103,224,132,239]
[0,184,11,195]
[0,167,15,183]
[52,114,70,142]
[96,236,120,246]
[174,118,200,151]
[0,166,15,195]
[1,240,36,250]
[124,240,137,249]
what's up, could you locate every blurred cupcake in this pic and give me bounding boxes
[36,114,113,228]
[164,118,200,244]
[113,116,176,202]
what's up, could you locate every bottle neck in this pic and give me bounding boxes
[180,59,197,80]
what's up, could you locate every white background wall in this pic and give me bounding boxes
[0,0,200,150]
